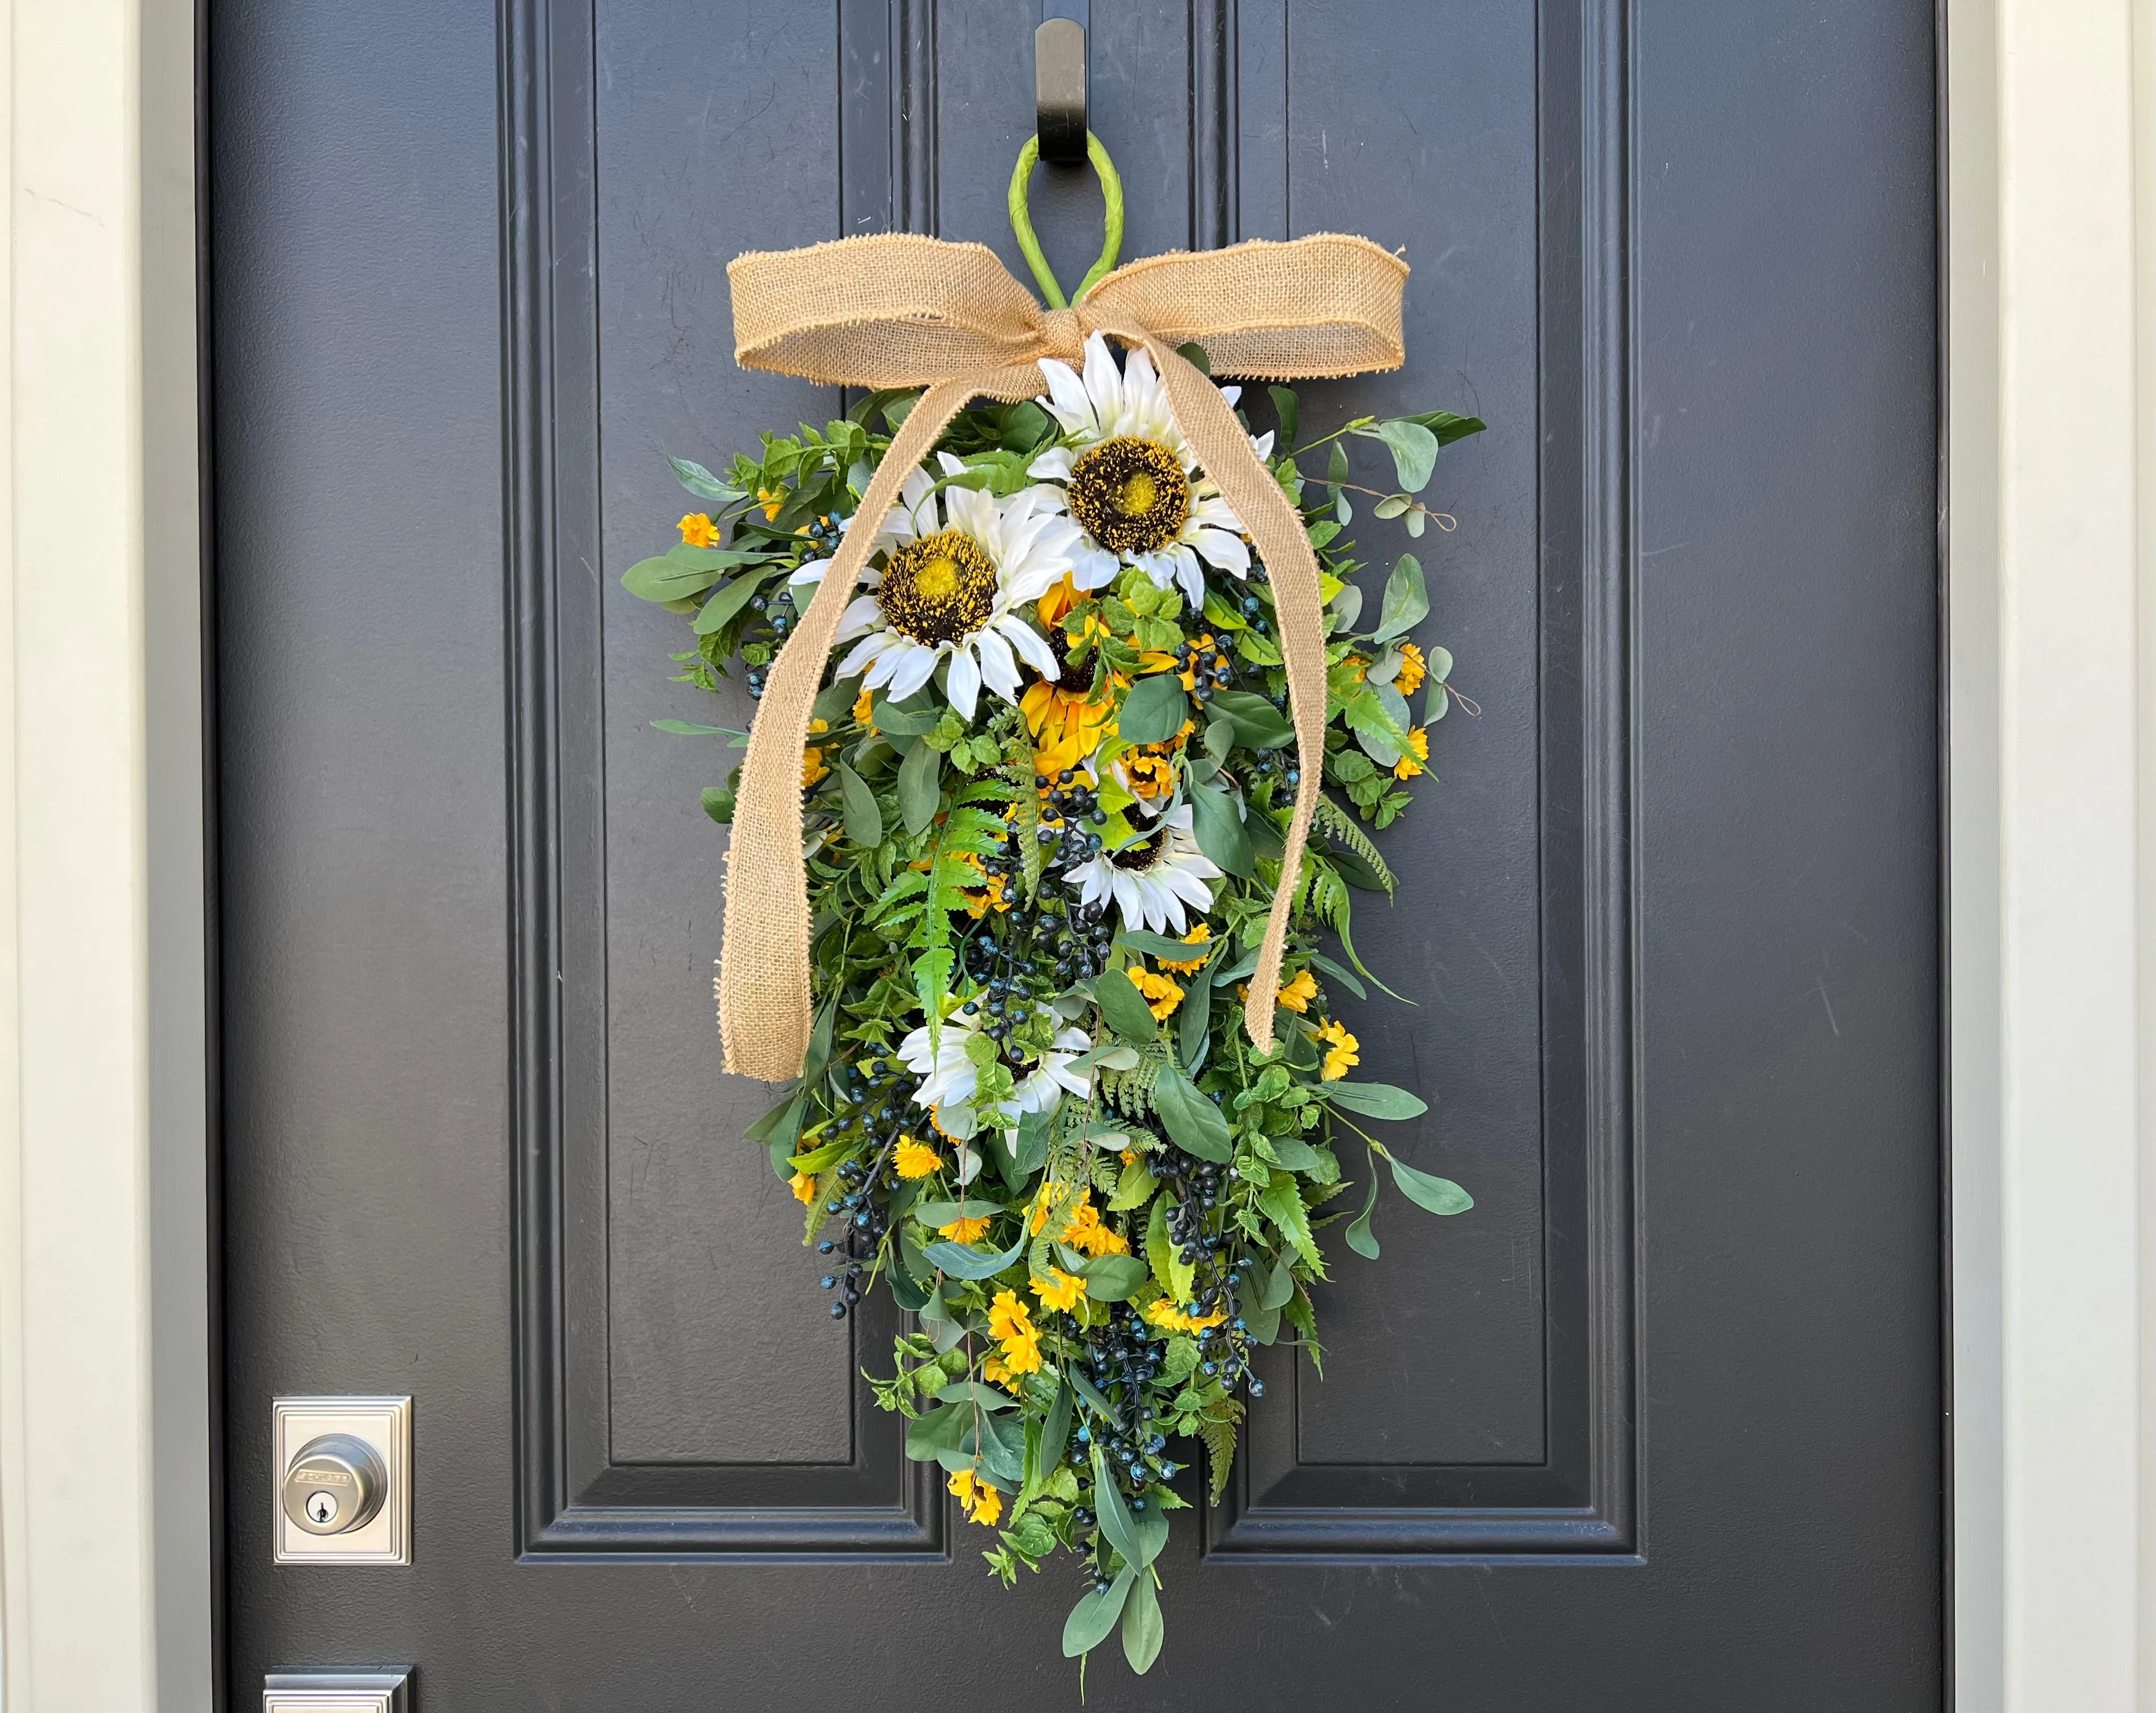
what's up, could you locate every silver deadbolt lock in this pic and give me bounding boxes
[272,1396,411,1564]
[282,1434,388,1536]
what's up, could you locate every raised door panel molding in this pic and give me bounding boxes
[506,0,1636,1561]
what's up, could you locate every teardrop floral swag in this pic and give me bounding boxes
[623,142,1485,1681]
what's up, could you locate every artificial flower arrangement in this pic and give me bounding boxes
[625,140,1482,1680]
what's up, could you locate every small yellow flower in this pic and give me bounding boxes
[1317,1019,1360,1081]
[1119,1148,1138,1167]
[1392,642,1428,696]
[852,687,875,727]
[981,1354,1020,1392]
[997,1330,1043,1377]
[788,1169,817,1205]
[755,486,785,521]
[1058,1192,1132,1258]
[938,1213,992,1243]
[1277,969,1319,1014]
[988,1288,1035,1345]
[1142,1296,1227,1334]
[678,512,721,548]
[894,1135,941,1179]
[1392,726,1429,781]
[949,1467,1004,1526]
[802,717,832,790]
[1156,923,1212,974]
[1034,1267,1087,1313]
[1126,965,1185,1021]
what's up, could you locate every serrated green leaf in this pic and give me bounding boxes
[1258,1177,1319,1264]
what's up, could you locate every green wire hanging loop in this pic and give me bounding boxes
[1007,131,1124,309]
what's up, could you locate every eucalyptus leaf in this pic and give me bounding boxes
[1153,1063,1233,1163]
[904,1401,966,1461]
[1324,1081,1430,1121]
[1063,1567,1136,1658]
[870,691,942,735]
[1371,553,1429,644]
[1188,780,1255,880]
[1384,1150,1474,1215]
[1328,583,1364,634]
[1355,418,1440,492]
[1042,1382,1074,1481]
[887,1264,930,1313]
[837,762,882,847]
[968,1409,1027,1485]
[1258,1256,1298,1311]
[898,738,942,834]
[1179,968,1211,1071]
[1264,1131,1322,1171]
[1244,1294,1282,1344]
[1092,967,1161,1044]
[911,1199,1007,1229]
[700,787,735,825]
[1117,674,1190,745]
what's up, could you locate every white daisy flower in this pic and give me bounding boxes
[797,455,1079,721]
[1027,332,1275,610]
[1061,802,1222,933]
[895,1011,1093,1141]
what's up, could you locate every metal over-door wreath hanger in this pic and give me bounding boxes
[625,18,1484,1680]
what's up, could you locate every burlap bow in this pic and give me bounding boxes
[717,230,1410,1081]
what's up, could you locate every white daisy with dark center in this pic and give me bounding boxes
[796,454,1078,719]
[1061,801,1222,933]
[1027,332,1274,609]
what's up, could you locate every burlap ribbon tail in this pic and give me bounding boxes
[717,231,1409,1082]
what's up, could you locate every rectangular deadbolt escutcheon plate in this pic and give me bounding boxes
[272,1396,413,1565]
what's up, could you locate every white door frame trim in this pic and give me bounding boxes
[0,3,2137,1709]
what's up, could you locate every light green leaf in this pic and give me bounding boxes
[700,787,734,824]
[1257,1256,1298,1310]
[1355,418,1440,492]
[1119,930,1215,966]
[1091,1446,1139,1563]
[935,1380,1016,1411]
[1324,1082,1430,1122]
[667,455,742,502]
[1383,1149,1474,1216]
[1371,553,1428,644]
[1345,1170,1381,1259]
[1266,385,1300,450]
[1258,1176,1319,1263]
[897,739,941,834]
[837,762,882,847]
[1121,1566,1164,1673]
[1117,674,1190,745]
[1063,1566,1136,1657]
[1107,1153,1159,1212]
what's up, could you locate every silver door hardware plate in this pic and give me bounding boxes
[263,1668,411,1712]
[272,1396,411,1565]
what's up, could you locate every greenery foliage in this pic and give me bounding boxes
[628,345,1482,1677]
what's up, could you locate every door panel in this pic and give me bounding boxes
[214,1,1940,1705]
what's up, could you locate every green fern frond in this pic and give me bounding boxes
[1198,1414,1240,1506]
[1314,795,1395,898]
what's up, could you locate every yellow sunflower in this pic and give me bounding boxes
[1033,1268,1087,1313]
[802,717,831,789]
[788,1169,817,1205]
[1393,641,1428,696]
[1126,965,1185,1020]
[1393,727,1429,781]
[678,512,721,548]
[937,1212,992,1243]
[949,1467,1003,1527]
